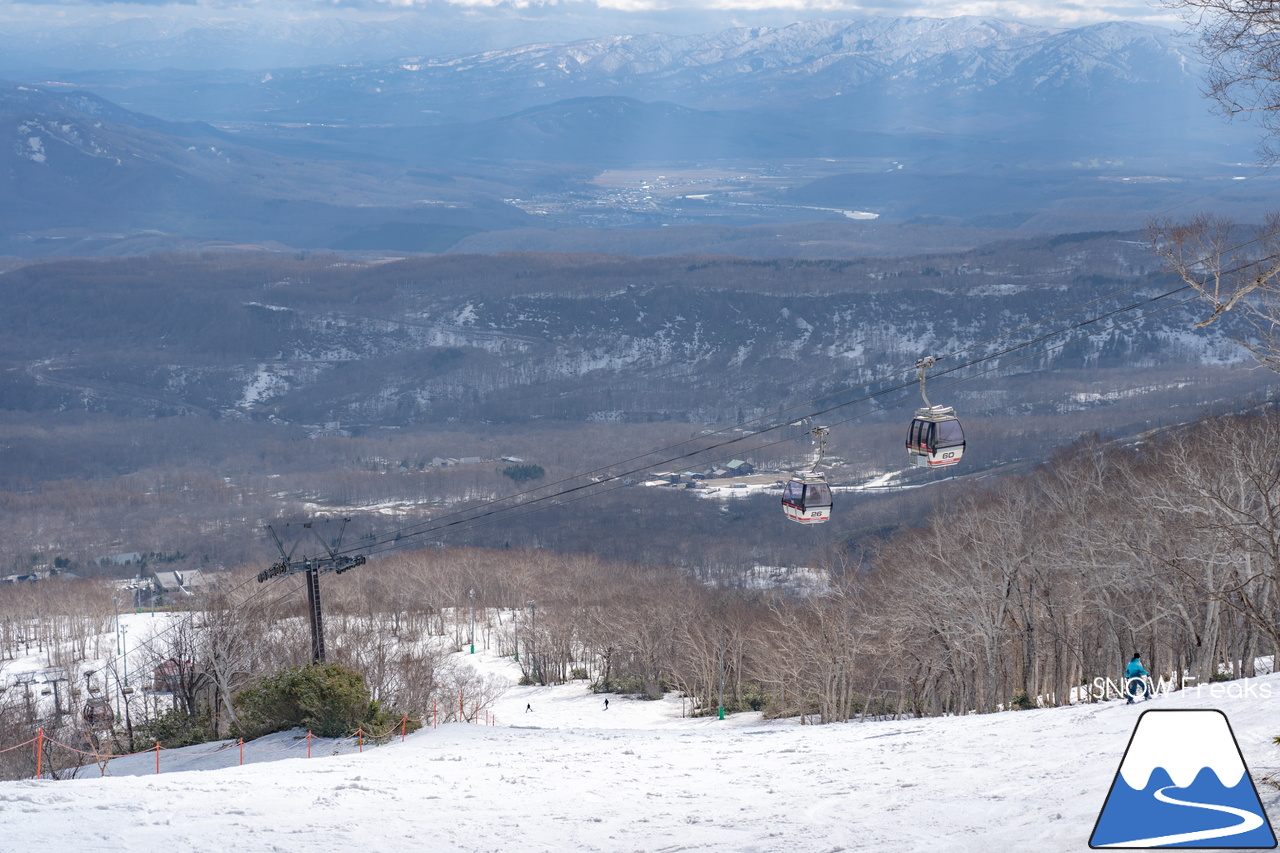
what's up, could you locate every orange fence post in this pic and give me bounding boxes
[401,715,407,742]
[239,739,244,766]
[154,741,161,775]
[35,728,43,779]
[307,730,312,759]
[358,726,363,753]
[474,702,478,723]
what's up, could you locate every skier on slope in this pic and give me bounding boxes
[1124,652,1149,704]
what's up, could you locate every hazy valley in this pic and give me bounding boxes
[0,17,1273,260]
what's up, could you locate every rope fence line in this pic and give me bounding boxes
[0,735,37,755]
[5,709,498,781]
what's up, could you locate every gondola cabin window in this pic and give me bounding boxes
[935,419,964,448]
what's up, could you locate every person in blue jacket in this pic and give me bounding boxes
[1124,652,1149,703]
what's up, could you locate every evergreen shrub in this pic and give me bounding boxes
[233,662,395,739]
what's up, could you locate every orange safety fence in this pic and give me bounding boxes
[4,708,499,780]
[0,735,38,755]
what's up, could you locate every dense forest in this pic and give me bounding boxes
[0,239,1254,429]
[0,238,1273,581]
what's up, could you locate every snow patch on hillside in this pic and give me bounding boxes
[238,364,291,407]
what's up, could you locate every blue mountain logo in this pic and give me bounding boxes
[1091,709,1276,848]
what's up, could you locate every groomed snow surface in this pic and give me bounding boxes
[5,648,1280,853]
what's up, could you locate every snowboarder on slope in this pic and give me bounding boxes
[604,698,609,711]
[1124,652,1149,704]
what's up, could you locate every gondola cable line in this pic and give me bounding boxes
[329,231,1277,554]
[334,255,1219,548]
[94,253,1259,673]
[347,287,1208,557]
[342,280,1202,554]
[346,279,1210,553]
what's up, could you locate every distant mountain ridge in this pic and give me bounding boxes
[0,81,527,254]
[0,16,1270,256]
[0,13,1072,74]
[49,17,1207,129]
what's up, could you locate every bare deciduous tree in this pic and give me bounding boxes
[1149,212,1280,370]
[1162,0,1280,160]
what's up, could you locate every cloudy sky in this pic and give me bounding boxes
[0,0,1178,29]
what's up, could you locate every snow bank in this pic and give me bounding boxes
[5,652,1280,852]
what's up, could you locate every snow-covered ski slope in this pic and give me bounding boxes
[5,651,1280,853]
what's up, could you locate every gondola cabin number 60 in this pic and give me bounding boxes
[906,356,965,468]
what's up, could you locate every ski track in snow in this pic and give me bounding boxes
[3,649,1279,853]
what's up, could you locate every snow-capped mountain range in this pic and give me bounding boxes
[413,17,1174,100]
[47,17,1214,130]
